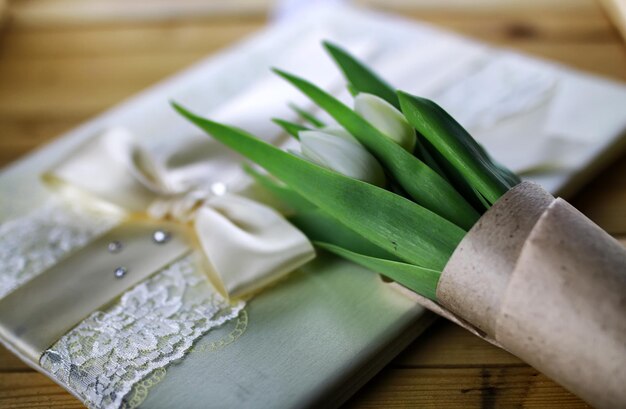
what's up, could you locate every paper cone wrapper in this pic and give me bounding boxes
[408,181,626,409]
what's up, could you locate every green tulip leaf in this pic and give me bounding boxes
[398,91,516,205]
[271,118,310,139]
[323,41,399,108]
[292,210,399,261]
[288,102,325,128]
[316,242,439,301]
[243,163,315,213]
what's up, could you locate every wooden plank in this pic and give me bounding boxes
[0,12,617,61]
[571,155,626,234]
[501,42,626,81]
[0,348,28,373]
[0,21,264,59]
[362,0,596,13]
[599,0,626,43]
[8,0,271,26]
[0,372,83,408]
[395,320,523,368]
[0,24,262,120]
[0,2,618,60]
[416,11,618,43]
[0,0,7,28]
[0,53,211,118]
[346,366,589,408]
[0,118,82,167]
[6,0,597,28]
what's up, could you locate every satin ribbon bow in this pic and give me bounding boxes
[44,128,315,299]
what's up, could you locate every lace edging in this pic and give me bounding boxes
[120,309,249,409]
[40,256,244,409]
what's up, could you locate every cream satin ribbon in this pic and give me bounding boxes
[43,128,315,299]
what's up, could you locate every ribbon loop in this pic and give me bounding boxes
[196,194,316,298]
[45,128,315,299]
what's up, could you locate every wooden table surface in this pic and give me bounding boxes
[0,0,625,408]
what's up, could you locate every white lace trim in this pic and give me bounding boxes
[0,199,120,300]
[0,202,244,409]
[40,256,244,409]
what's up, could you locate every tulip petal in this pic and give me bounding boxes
[299,130,387,186]
[354,93,416,152]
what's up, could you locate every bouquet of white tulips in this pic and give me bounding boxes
[174,42,626,409]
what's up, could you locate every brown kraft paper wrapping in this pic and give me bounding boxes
[431,181,626,409]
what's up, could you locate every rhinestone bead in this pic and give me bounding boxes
[107,241,123,253]
[210,182,227,196]
[114,267,127,279]
[152,230,171,244]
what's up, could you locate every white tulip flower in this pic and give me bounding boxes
[296,128,386,186]
[354,93,416,152]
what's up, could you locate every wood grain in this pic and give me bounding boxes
[0,373,84,409]
[0,0,624,408]
[345,367,590,409]
[599,0,626,43]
